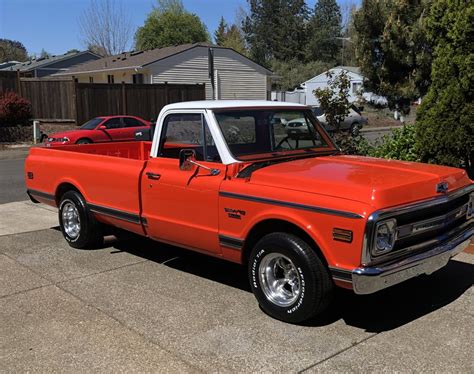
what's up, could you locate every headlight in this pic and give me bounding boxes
[47,137,55,142]
[59,137,70,143]
[372,218,397,256]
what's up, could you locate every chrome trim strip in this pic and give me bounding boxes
[219,191,364,219]
[353,225,473,294]
[219,234,244,250]
[27,189,55,202]
[88,204,141,225]
[362,184,473,265]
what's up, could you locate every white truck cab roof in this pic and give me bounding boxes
[161,100,307,111]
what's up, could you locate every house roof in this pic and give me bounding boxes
[335,66,361,75]
[54,43,272,76]
[1,51,101,72]
[303,66,363,85]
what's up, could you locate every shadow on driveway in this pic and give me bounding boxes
[102,233,473,333]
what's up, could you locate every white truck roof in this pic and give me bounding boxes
[162,100,307,111]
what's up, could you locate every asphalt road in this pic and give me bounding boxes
[0,201,472,372]
[0,157,28,204]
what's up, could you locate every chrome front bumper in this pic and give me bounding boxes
[352,225,473,295]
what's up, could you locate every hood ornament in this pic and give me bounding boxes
[436,181,449,194]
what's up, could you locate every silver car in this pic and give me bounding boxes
[312,105,368,136]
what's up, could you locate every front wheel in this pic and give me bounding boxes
[248,232,333,324]
[76,138,92,144]
[59,190,103,249]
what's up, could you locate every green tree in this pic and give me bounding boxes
[214,16,227,46]
[243,0,309,66]
[416,0,474,178]
[214,17,247,55]
[135,0,209,50]
[39,49,51,59]
[271,59,331,91]
[353,0,431,112]
[0,39,28,62]
[313,71,351,131]
[307,0,342,63]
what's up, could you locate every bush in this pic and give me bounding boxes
[0,91,32,127]
[332,132,373,156]
[368,124,419,161]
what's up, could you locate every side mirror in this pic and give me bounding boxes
[98,125,107,130]
[179,149,196,171]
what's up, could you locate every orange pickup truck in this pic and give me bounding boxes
[25,101,473,323]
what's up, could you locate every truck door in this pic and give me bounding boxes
[141,112,225,254]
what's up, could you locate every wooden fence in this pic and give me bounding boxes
[1,77,206,124]
[0,71,18,92]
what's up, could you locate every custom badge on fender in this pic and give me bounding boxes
[225,208,246,219]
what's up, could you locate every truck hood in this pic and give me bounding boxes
[247,155,471,209]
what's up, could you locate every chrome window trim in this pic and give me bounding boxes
[362,184,474,265]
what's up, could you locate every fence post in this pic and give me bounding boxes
[16,70,22,96]
[72,80,79,125]
[121,81,127,114]
[164,82,169,104]
[33,120,39,144]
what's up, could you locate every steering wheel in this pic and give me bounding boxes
[276,136,294,150]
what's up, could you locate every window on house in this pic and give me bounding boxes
[107,75,114,84]
[132,73,144,84]
[352,82,362,94]
[89,76,94,83]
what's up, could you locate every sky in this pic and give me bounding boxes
[0,0,360,57]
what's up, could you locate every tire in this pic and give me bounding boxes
[248,232,334,324]
[76,138,92,144]
[350,122,360,137]
[58,190,103,249]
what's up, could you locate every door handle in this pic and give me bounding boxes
[146,172,161,180]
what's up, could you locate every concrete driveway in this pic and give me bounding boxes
[0,202,473,372]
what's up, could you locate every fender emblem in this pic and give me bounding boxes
[224,208,246,220]
[436,181,448,194]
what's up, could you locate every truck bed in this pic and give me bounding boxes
[51,141,153,160]
[25,141,153,235]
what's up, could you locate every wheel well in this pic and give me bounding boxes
[76,138,92,144]
[241,219,328,267]
[55,183,80,206]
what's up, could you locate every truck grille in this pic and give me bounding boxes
[364,186,473,265]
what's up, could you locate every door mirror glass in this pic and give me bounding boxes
[179,149,197,171]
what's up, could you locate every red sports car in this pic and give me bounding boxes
[45,115,151,147]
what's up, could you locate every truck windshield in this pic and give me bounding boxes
[214,109,335,160]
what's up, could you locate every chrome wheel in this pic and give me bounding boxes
[62,201,81,239]
[259,253,301,307]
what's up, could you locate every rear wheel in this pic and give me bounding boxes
[350,122,360,137]
[59,190,103,249]
[76,138,92,144]
[248,232,334,323]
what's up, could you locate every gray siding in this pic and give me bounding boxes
[149,47,268,100]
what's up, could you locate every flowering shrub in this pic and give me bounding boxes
[0,91,32,126]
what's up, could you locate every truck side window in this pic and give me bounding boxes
[159,113,220,162]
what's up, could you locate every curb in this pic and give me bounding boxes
[361,125,403,133]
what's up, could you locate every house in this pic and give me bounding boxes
[54,43,273,100]
[1,51,101,78]
[301,66,364,106]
